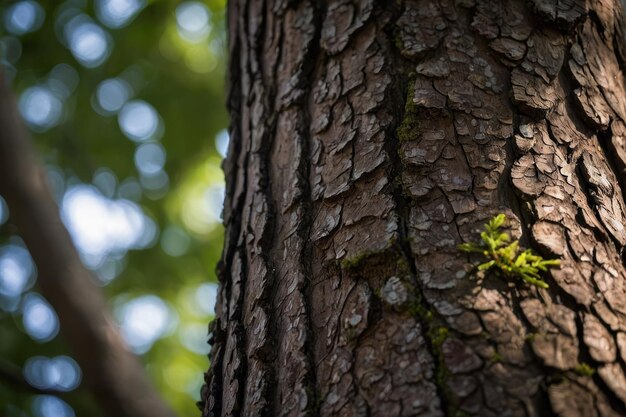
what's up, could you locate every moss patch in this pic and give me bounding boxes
[573,363,595,377]
[397,74,421,142]
[340,251,374,270]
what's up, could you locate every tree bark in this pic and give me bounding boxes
[201,1,626,416]
[0,72,176,417]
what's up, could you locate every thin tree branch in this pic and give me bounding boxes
[0,71,176,417]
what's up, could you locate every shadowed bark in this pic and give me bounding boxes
[201,1,626,416]
[0,72,176,417]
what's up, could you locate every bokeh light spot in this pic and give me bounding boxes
[95,256,125,285]
[184,46,217,73]
[0,195,8,226]
[195,283,218,316]
[175,161,225,236]
[118,177,142,201]
[215,129,229,158]
[136,215,159,249]
[135,143,166,176]
[24,355,82,392]
[116,295,175,354]
[95,78,132,114]
[160,226,191,257]
[92,167,117,198]
[47,64,79,100]
[179,323,209,354]
[164,362,196,394]
[118,100,161,142]
[205,184,225,222]
[140,170,169,200]
[61,185,150,268]
[31,395,74,417]
[4,1,45,35]
[0,36,23,65]
[175,2,211,42]
[46,165,65,201]
[18,86,63,132]
[65,15,112,68]
[0,245,35,298]
[22,293,59,342]
[96,0,145,29]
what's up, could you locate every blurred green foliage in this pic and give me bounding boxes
[0,0,228,415]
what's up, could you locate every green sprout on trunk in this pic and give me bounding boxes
[459,214,560,289]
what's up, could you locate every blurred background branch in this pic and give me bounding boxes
[0,1,228,416]
[0,70,176,417]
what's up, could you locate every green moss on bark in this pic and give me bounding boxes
[397,75,421,142]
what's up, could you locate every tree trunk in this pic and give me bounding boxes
[201,1,626,416]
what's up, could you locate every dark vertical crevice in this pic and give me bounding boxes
[573,313,626,416]
[507,290,558,417]
[249,1,280,414]
[390,121,452,417]
[261,2,286,415]
[598,124,626,245]
[297,2,324,415]
[384,10,450,415]
[572,155,624,251]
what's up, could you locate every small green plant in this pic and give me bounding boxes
[573,363,595,377]
[459,214,560,289]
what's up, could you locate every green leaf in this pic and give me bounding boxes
[497,232,510,243]
[478,260,495,271]
[489,214,506,230]
[458,242,482,253]
[522,275,549,289]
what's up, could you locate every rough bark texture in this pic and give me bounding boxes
[201,1,626,416]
